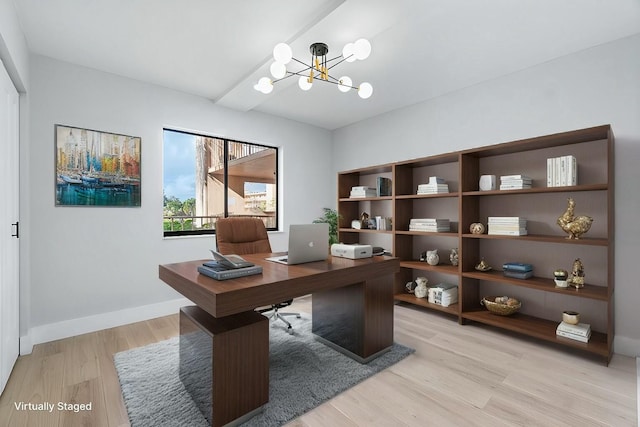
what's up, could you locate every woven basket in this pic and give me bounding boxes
[481,296,521,316]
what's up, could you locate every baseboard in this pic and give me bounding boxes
[19,297,192,355]
[614,335,640,358]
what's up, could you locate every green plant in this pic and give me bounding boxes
[313,208,341,245]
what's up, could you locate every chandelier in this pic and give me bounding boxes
[254,39,373,99]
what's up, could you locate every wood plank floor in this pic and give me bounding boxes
[0,296,636,427]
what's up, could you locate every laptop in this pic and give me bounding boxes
[266,223,329,265]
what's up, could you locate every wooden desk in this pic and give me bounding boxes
[159,255,399,427]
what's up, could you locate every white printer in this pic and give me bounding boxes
[330,243,373,259]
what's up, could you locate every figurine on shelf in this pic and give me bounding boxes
[475,259,492,272]
[450,248,459,266]
[426,249,439,266]
[360,212,370,229]
[553,268,569,288]
[405,280,418,293]
[571,258,585,288]
[557,198,593,239]
[470,222,485,234]
[414,277,429,298]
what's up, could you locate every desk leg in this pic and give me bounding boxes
[312,274,394,363]
[179,306,269,427]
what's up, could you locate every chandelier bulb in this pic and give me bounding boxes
[270,61,287,79]
[358,82,373,99]
[354,38,371,60]
[342,42,357,63]
[254,77,273,94]
[338,76,352,93]
[273,43,293,64]
[298,76,313,91]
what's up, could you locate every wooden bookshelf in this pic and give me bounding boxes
[337,125,614,363]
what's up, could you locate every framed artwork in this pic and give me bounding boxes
[55,124,141,207]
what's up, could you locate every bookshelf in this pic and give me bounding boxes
[337,125,614,363]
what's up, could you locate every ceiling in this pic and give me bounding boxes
[13,0,640,130]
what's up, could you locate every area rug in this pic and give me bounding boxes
[114,314,413,427]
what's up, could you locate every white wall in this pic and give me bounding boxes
[0,0,28,92]
[333,34,640,356]
[24,55,333,347]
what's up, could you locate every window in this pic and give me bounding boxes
[163,129,278,237]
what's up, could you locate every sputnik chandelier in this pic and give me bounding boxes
[254,39,373,99]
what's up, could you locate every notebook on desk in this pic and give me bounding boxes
[265,223,329,265]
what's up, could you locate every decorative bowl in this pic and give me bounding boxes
[481,296,521,316]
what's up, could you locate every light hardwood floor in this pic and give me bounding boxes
[0,296,636,427]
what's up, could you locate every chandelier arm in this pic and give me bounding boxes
[291,57,310,68]
[271,73,298,84]
[313,78,359,90]
[325,55,351,70]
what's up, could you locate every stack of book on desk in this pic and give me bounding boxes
[500,175,532,190]
[417,176,449,194]
[556,321,591,343]
[409,218,450,232]
[198,261,263,280]
[502,262,533,279]
[350,186,377,198]
[488,217,528,236]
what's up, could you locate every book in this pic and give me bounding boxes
[500,174,532,181]
[547,155,577,187]
[557,321,591,337]
[198,262,263,280]
[503,270,533,279]
[427,283,458,307]
[556,329,591,343]
[350,187,378,198]
[488,229,528,236]
[409,218,450,232]
[210,250,254,268]
[488,217,526,223]
[428,176,446,184]
[376,177,392,197]
[503,262,533,272]
[417,183,449,194]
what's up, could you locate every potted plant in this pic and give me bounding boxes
[313,208,341,245]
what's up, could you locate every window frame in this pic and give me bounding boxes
[163,128,279,237]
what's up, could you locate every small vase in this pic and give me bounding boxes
[426,250,439,266]
[449,248,459,266]
[414,277,428,298]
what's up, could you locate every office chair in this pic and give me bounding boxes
[215,217,301,330]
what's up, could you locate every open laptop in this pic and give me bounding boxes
[266,223,329,265]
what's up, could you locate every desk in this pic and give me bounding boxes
[159,255,399,427]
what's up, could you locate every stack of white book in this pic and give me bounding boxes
[350,186,377,198]
[500,175,532,190]
[427,283,458,307]
[409,218,450,232]
[556,321,591,343]
[417,176,449,194]
[488,217,528,236]
[547,155,577,187]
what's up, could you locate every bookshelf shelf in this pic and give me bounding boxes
[337,125,614,363]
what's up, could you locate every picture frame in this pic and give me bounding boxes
[55,124,141,207]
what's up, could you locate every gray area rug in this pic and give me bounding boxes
[114,314,414,427]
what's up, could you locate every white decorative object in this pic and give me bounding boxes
[470,222,485,234]
[479,175,497,191]
[449,248,459,266]
[414,277,428,298]
[426,250,439,266]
